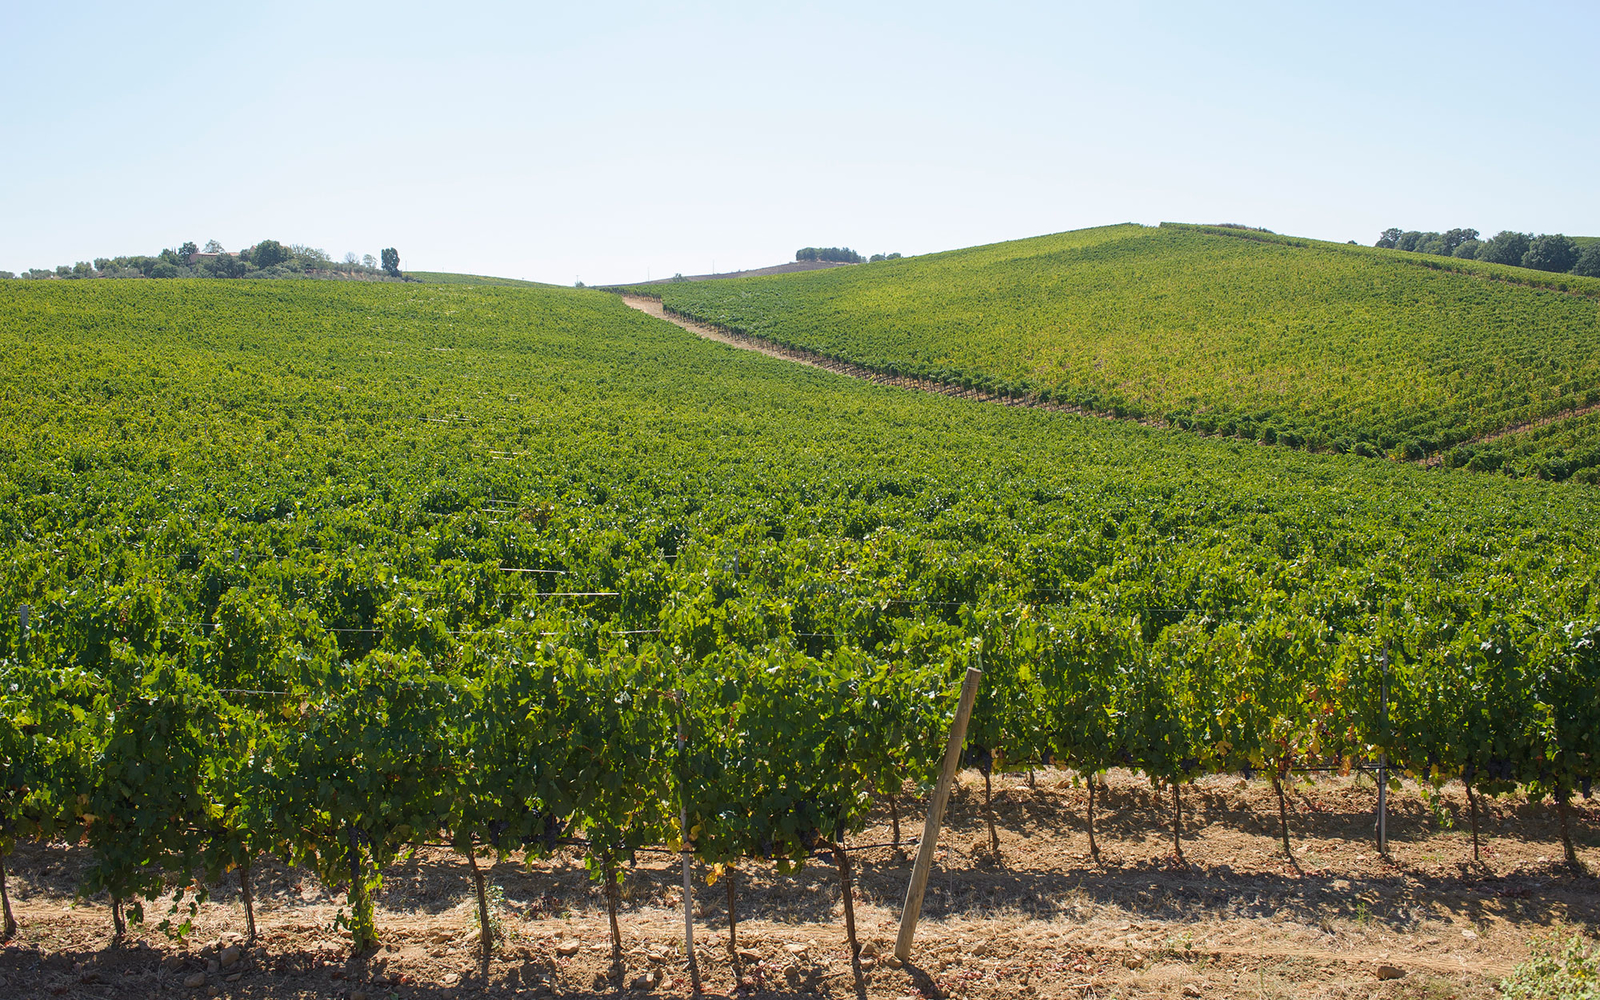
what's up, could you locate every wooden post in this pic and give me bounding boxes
[1377,641,1389,857]
[894,665,983,963]
[677,708,701,994]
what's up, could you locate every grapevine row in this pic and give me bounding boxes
[2,591,1595,985]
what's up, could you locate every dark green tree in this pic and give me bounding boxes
[251,240,291,268]
[1375,228,1403,249]
[795,247,863,263]
[380,248,401,277]
[1478,231,1531,266]
[1572,243,1600,278]
[1522,234,1579,273]
[202,254,247,279]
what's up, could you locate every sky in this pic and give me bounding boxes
[3,1,1597,285]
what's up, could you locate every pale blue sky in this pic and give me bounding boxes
[3,1,1596,284]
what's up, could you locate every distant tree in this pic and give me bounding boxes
[1394,231,1429,252]
[1477,231,1532,266]
[1452,239,1481,259]
[203,239,226,254]
[55,265,71,278]
[870,253,885,262]
[362,253,377,269]
[178,241,199,260]
[795,246,863,263]
[887,252,901,259]
[1572,243,1600,278]
[71,261,92,278]
[1375,228,1403,249]
[1441,228,1479,254]
[93,258,112,271]
[291,245,331,268]
[1417,233,1451,255]
[202,254,247,279]
[380,247,401,277]
[343,251,359,265]
[250,240,291,268]
[1521,234,1579,273]
[150,262,180,279]
[0,270,12,279]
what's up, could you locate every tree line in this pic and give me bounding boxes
[0,240,405,281]
[1376,227,1600,277]
[795,247,903,264]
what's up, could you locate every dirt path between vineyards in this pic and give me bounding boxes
[620,295,1167,426]
[4,769,1596,999]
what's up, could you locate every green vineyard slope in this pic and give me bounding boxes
[1,277,1597,950]
[647,223,1600,481]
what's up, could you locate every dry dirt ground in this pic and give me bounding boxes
[3,769,1597,1000]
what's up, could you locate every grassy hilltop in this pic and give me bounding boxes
[647,223,1600,482]
[407,270,554,287]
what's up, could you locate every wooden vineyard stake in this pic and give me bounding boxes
[1377,642,1390,857]
[677,708,701,994]
[894,665,983,963]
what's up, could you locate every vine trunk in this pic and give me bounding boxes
[833,843,865,999]
[1,852,15,939]
[468,845,492,972]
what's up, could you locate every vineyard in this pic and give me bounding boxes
[643,223,1600,481]
[0,278,1598,995]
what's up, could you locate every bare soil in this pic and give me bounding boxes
[2,769,1596,1000]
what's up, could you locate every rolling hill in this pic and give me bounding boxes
[407,270,554,287]
[643,223,1600,482]
[2,276,1599,965]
